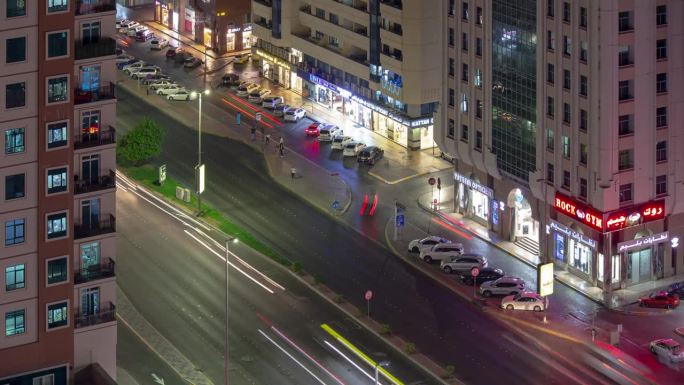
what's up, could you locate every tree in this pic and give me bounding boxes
[117,118,166,166]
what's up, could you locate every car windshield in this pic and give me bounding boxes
[333,137,343,142]
[285,111,295,115]
[345,144,356,148]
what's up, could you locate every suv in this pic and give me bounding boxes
[318,125,341,141]
[248,88,271,103]
[440,254,487,273]
[408,236,451,253]
[419,243,465,263]
[262,96,284,109]
[479,276,525,297]
[459,267,504,285]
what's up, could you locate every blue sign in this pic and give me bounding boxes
[396,214,405,228]
[236,112,241,125]
[555,233,565,262]
[491,200,499,225]
[332,200,340,210]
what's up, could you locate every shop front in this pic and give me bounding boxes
[549,219,597,280]
[255,49,293,88]
[184,7,195,39]
[455,171,493,227]
[507,188,539,243]
[618,232,669,286]
[154,1,175,30]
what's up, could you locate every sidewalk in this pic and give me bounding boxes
[418,184,681,311]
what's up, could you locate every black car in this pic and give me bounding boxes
[459,267,505,285]
[357,146,384,165]
[667,281,684,297]
[184,56,203,68]
[221,73,240,87]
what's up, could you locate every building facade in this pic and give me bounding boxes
[1,1,117,383]
[251,0,441,150]
[154,0,253,54]
[435,0,684,296]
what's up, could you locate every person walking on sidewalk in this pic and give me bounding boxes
[264,134,271,146]
[278,138,285,158]
[250,127,256,141]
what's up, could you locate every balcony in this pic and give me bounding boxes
[253,0,272,6]
[300,5,368,37]
[75,37,117,61]
[75,258,115,284]
[379,0,402,10]
[75,170,116,195]
[75,0,116,16]
[74,214,116,239]
[74,126,116,150]
[74,82,116,105]
[74,302,116,329]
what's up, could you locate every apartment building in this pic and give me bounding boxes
[0,1,117,383]
[251,0,441,150]
[435,0,684,296]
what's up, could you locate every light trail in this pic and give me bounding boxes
[258,329,329,385]
[323,340,382,384]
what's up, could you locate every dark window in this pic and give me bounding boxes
[579,7,587,28]
[618,149,634,170]
[656,175,667,196]
[656,107,667,127]
[47,0,68,13]
[563,35,571,56]
[656,73,667,93]
[563,170,571,188]
[81,21,100,45]
[476,7,482,25]
[4,218,24,245]
[547,163,554,183]
[547,96,554,117]
[656,5,667,26]
[547,0,554,17]
[546,128,554,151]
[461,63,469,82]
[448,58,454,76]
[580,41,588,62]
[6,0,26,17]
[329,13,338,25]
[5,264,25,291]
[5,82,25,109]
[47,257,68,284]
[656,141,667,162]
[618,80,632,101]
[579,76,587,96]
[618,11,633,32]
[448,0,455,16]
[4,128,24,154]
[462,33,468,51]
[475,131,482,150]
[448,28,454,46]
[5,309,25,336]
[475,37,482,56]
[580,178,587,199]
[47,168,67,194]
[462,1,469,21]
[580,143,588,165]
[563,69,571,89]
[563,103,571,123]
[47,31,68,58]
[656,39,667,60]
[461,124,469,142]
[6,37,26,63]
[448,88,455,107]
[619,183,632,203]
[547,63,554,84]
[547,30,555,50]
[580,109,588,131]
[5,174,24,200]
[618,114,633,135]
[47,122,67,149]
[47,212,67,239]
[618,45,632,66]
[476,99,482,118]
[562,2,570,22]
[447,119,455,138]
[47,302,68,329]
[47,76,68,104]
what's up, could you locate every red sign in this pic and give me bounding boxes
[605,200,665,231]
[554,193,604,232]
[364,290,373,301]
[471,267,480,277]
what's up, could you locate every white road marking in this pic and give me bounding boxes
[258,329,329,385]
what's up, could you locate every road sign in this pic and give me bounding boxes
[332,200,340,210]
[471,267,480,277]
[236,112,241,125]
[255,112,262,122]
[365,290,373,301]
[396,214,405,227]
[428,177,436,186]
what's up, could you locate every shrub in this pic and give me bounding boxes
[291,260,303,274]
[404,342,416,354]
[117,118,166,166]
[379,323,392,336]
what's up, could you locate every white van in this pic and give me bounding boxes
[261,96,284,109]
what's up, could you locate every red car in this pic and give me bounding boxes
[639,291,680,309]
[305,122,321,137]
[165,46,184,58]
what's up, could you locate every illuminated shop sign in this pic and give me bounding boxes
[604,200,666,231]
[454,171,493,199]
[255,50,290,67]
[548,219,596,249]
[617,232,669,253]
[554,193,604,232]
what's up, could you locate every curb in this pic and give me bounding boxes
[368,169,426,185]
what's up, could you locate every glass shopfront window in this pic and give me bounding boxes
[419,125,435,149]
[372,113,407,145]
[242,28,253,49]
[569,238,591,275]
[185,8,195,35]
[226,31,236,51]
[472,190,489,221]
[348,100,372,129]
[161,7,169,26]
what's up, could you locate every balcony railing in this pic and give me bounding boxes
[75,37,117,61]
[293,33,368,66]
[74,214,116,239]
[75,258,115,284]
[379,0,403,10]
[74,82,116,105]
[75,0,116,16]
[74,302,116,329]
[74,126,116,150]
[253,0,273,6]
[300,6,368,37]
[75,170,116,195]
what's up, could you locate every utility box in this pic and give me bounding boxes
[183,188,191,203]
[176,186,184,200]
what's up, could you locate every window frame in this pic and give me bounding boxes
[6,0,27,18]
[46,300,69,330]
[461,124,469,142]
[474,131,482,151]
[5,81,26,110]
[46,256,68,287]
[562,170,571,189]
[46,166,68,195]
[4,127,25,155]
[5,309,25,337]
[619,183,633,204]
[656,5,667,26]
[5,263,26,292]
[579,178,588,199]
[656,141,667,162]
[656,175,667,196]
[4,218,25,246]
[47,0,69,14]
[45,74,69,105]
[46,30,69,60]
[656,39,667,60]
[5,36,27,64]
[46,211,68,241]
[656,73,667,94]
[5,173,25,201]
[547,163,554,183]
[618,149,634,171]
[656,107,667,128]
[46,120,68,150]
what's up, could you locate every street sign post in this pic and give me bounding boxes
[393,201,406,241]
[365,290,373,318]
[236,112,241,125]
[255,112,262,122]
[332,200,340,210]
[471,267,480,298]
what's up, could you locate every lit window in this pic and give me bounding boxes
[47,168,67,194]
[47,212,67,239]
[47,76,68,104]
[4,128,25,154]
[5,309,25,336]
[47,0,67,13]
[47,122,67,149]
[47,302,68,329]
[4,218,25,246]
[6,0,26,18]
[5,264,25,291]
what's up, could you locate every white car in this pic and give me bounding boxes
[122,61,147,73]
[419,243,465,263]
[128,25,147,37]
[237,83,259,97]
[440,254,488,274]
[318,125,341,141]
[248,88,271,103]
[408,236,451,253]
[156,85,186,95]
[115,54,134,64]
[119,20,138,32]
[262,96,284,109]
[649,339,684,363]
[343,142,366,157]
[331,135,353,150]
[273,104,291,117]
[130,66,161,79]
[148,80,176,91]
[480,276,525,297]
[167,90,194,101]
[150,38,169,50]
[501,292,548,312]
[284,108,305,122]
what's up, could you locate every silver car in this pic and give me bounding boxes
[479,276,525,297]
[440,253,487,273]
[419,243,465,263]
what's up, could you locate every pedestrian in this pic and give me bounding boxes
[290,167,296,179]
[265,134,271,146]
[250,127,256,141]
[146,87,149,96]
[279,142,285,158]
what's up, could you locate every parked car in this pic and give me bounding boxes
[502,292,548,312]
[221,73,240,87]
[284,108,305,122]
[262,96,285,109]
[167,90,194,101]
[408,236,451,253]
[142,74,171,85]
[130,66,161,79]
[305,122,321,137]
[116,19,128,30]
[358,146,384,165]
[233,54,250,64]
[148,80,176,91]
[639,291,680,309]
[119,20,138,32]
[184,56,203,68]
[122,61,148,74]
[667,282,684,297]
[273,104,291,117]
[236,83,259,97]
[128,25,147,37]
[156,85,186,95]
[115,54,133,63]
[343,142,366,157]
[440,254,488,274]
[118,59,142,70]
[318,125,341,141]
[331,135,353,150]
[135,29,154,42]
[150,38,169,50]
[479,276,525,297]
[166,46,184,59]
[419,243,465,263]
[460,268,506,286]
[248,88,271,103]
[650,339,684,363]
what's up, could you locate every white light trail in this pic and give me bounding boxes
[258,329,329,385]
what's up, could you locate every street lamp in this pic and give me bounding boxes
[191,89,210,216]
[374,360,390,385]
[225,237,239,385]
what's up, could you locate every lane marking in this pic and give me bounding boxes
[258,329,329,385]
[323,340,382,384]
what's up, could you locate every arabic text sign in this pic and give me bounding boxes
[617,232,669,253]
[548,220,596,249]
[605,200,666,231]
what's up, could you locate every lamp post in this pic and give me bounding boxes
[225,237,238,385]
[374,360,390,385]
[192,89,210,216]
